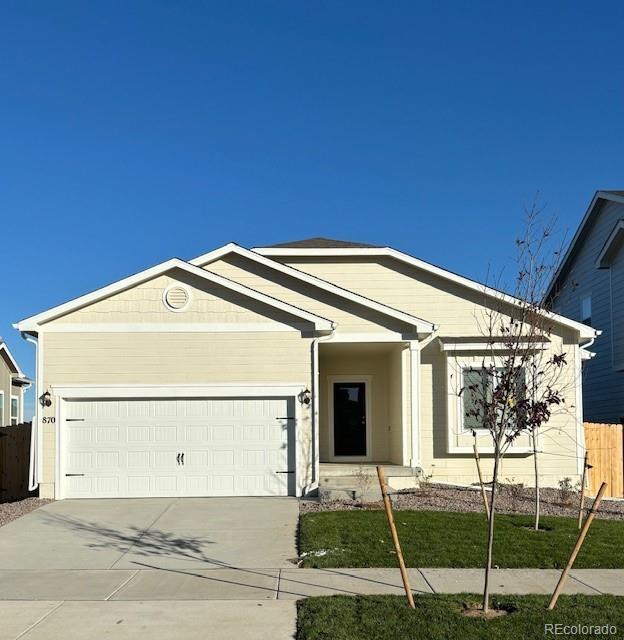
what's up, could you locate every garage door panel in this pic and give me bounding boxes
[63,396,294,498]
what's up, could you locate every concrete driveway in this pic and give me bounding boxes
[0,498,298,639]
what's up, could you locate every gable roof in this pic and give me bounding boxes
[254,244,597,340]
[545,190,624,300]
[265,237,382,249]
[14,259,335,333]
[190,243,436,333]
[0,340,26,378]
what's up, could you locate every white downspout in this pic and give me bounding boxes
[21,333,39,492]
[311,328,336,493]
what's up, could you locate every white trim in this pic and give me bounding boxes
[547,191,624,297]
[322,332,415,343]
[54,384,306,499]
[596,220,624,268]
[445,355,534,455]
[574,343,585,475]
[190,243,436,334]
[0,343,26,377]
[439,340,550,352]
[55,392,62,499]
[9,394,18,426]
[327,375,372,462]
[254,245,597,339]
[36,322,304,333]
[51,383,307,399]
[400,347,410,466]
[409,341,421,467]
[0,390,4,426]
[162,283,192,312]
[19,387,24,423]
[15,258,334,333]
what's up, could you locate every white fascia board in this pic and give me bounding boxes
[547,191,624,298]
[254,246,597,340]
[596,220,624,268]
[190,243,436,333]
[15,257,334,332]
[0,343,25,377]
[439,340,549,352]
[51,383,307,399]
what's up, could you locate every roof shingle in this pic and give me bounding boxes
[265,237,382,249]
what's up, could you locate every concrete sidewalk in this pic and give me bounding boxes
[1,568,621,639]
[0,567,621,601]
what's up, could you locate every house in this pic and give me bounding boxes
[0,338,32,426]
[546,191,624,424]
[15,238,596,500]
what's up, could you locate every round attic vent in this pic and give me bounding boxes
[163,285,191,312]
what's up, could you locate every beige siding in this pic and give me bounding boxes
[205,255,411,335]
[387,346,405,464]
[0,357,11,426]
[38,331,313,498]
[49,271,305,327]
[282,255,582,487]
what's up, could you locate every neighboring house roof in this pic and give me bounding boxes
[0,339,31,386]
[190,243,436,333]
[254,244,597,340]
[0,339,25,377]
[264,237,382,249]
[14,259,335,333]
[545,190,624,300]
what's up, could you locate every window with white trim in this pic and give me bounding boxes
[10,395,18,426]
[461,366,526,431]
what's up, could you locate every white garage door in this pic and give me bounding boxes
[62,397,294,498]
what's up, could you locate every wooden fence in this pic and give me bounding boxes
[584,422,624,499]
[0,422,33,502]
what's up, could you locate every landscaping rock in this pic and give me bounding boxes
[300,484,624,521]
[0,498,52,527]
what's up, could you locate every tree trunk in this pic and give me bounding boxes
[533,432,540,531]
[482,443,501,613]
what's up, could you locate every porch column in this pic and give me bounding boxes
[409,340,421,468]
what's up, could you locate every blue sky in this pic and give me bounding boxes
[2,2,623,414]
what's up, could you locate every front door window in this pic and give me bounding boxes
[333,382,367,456]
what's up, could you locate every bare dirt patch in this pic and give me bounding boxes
[0,498,53,527]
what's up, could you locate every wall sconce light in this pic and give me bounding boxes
[298,388,311,405]
[39,390,52,407]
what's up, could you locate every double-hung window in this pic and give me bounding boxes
[10,395,18,426]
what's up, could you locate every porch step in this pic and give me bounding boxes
[319,464,421,502]
[320,463,420,478]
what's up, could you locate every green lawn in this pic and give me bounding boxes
[299,510,624,568]
[297,594,624,640]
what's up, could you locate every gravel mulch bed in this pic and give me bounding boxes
[0,498,53,527]
[300,484,624,521]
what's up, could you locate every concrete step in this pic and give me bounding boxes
[320,464,419,478]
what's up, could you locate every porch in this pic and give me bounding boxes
[316,340,421,499]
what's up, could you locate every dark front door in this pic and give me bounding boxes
[333,382,367,457]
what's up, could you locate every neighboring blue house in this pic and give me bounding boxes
[546,190,624,424]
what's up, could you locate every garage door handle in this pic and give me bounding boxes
[65,473,85,477]
[66,419,85,422]
[176,452,181,465]
[275,471,293,474]
[276,417,296,420]
[180,452,184,465]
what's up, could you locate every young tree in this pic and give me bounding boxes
[459,205,573,613]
